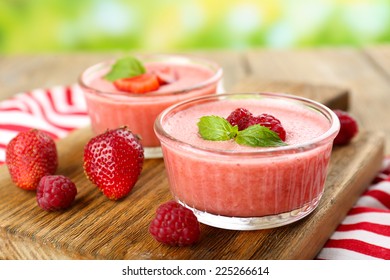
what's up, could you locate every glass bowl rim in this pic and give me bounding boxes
[78,53,223,98]
[154,92,341,157]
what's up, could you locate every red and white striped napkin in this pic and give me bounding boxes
[317,156,390,260]
[1,85,389,259]
[0,85,90,162]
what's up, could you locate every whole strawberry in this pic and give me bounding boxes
[149,201,201,246]
[37,175,77,211]
[83,127,144,200]
[6,129,58,190]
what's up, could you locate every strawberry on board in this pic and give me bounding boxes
[83,127,144,200]
[6,129,58,190]
[113,73,160,93]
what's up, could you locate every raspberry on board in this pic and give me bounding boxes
[149,201,201,246]
[36,175,77,211]
[333,109,359,146]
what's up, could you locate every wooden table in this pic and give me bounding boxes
[0,46,389,260]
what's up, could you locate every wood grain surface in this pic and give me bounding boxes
[0,81,384,260]
[231,76,350,111]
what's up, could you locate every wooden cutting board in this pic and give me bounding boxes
[0,80,384,260]
[230,77,350,111]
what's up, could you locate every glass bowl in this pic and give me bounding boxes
[79,54,223,158]
[154,92,340,230]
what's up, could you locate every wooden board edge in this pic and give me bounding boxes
[285,131,385,259]
[230,77,350,111]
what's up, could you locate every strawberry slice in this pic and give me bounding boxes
[113,73,160,93]
[153,67,177,85]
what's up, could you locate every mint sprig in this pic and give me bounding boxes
[197,116,238,141]
[104,56,146,82]
[197,116,287,147]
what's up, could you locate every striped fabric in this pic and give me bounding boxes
[1,85,389,259]
[317,156,390,260]
[0,85,90,163]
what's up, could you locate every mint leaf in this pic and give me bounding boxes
[197,116,238,141]
[235,125,287,147]
[104,56,146,81]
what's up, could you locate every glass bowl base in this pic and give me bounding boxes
[144,146,163,159]
[177,195,322,230]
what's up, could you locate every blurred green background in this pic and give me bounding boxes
[1,0,390,54]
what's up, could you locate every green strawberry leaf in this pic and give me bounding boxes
[104,56,146,82]
[197,116,238,141]
[235,124,287,147]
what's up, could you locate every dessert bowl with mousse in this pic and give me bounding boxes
[79,54,223,158]
[154,92,340,230]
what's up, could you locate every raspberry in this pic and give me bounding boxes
[226,109,286,141]
[333,110,358,145]
[36,175,77,211]
[226,108,253,131]
[149,201,200,246]
[246,113,287,141]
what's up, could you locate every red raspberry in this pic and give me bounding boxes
[333,110,358,145]
[37,175,77,211]
[246,114,287,141]
[149,201,201,246]
[226,108,253,130]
